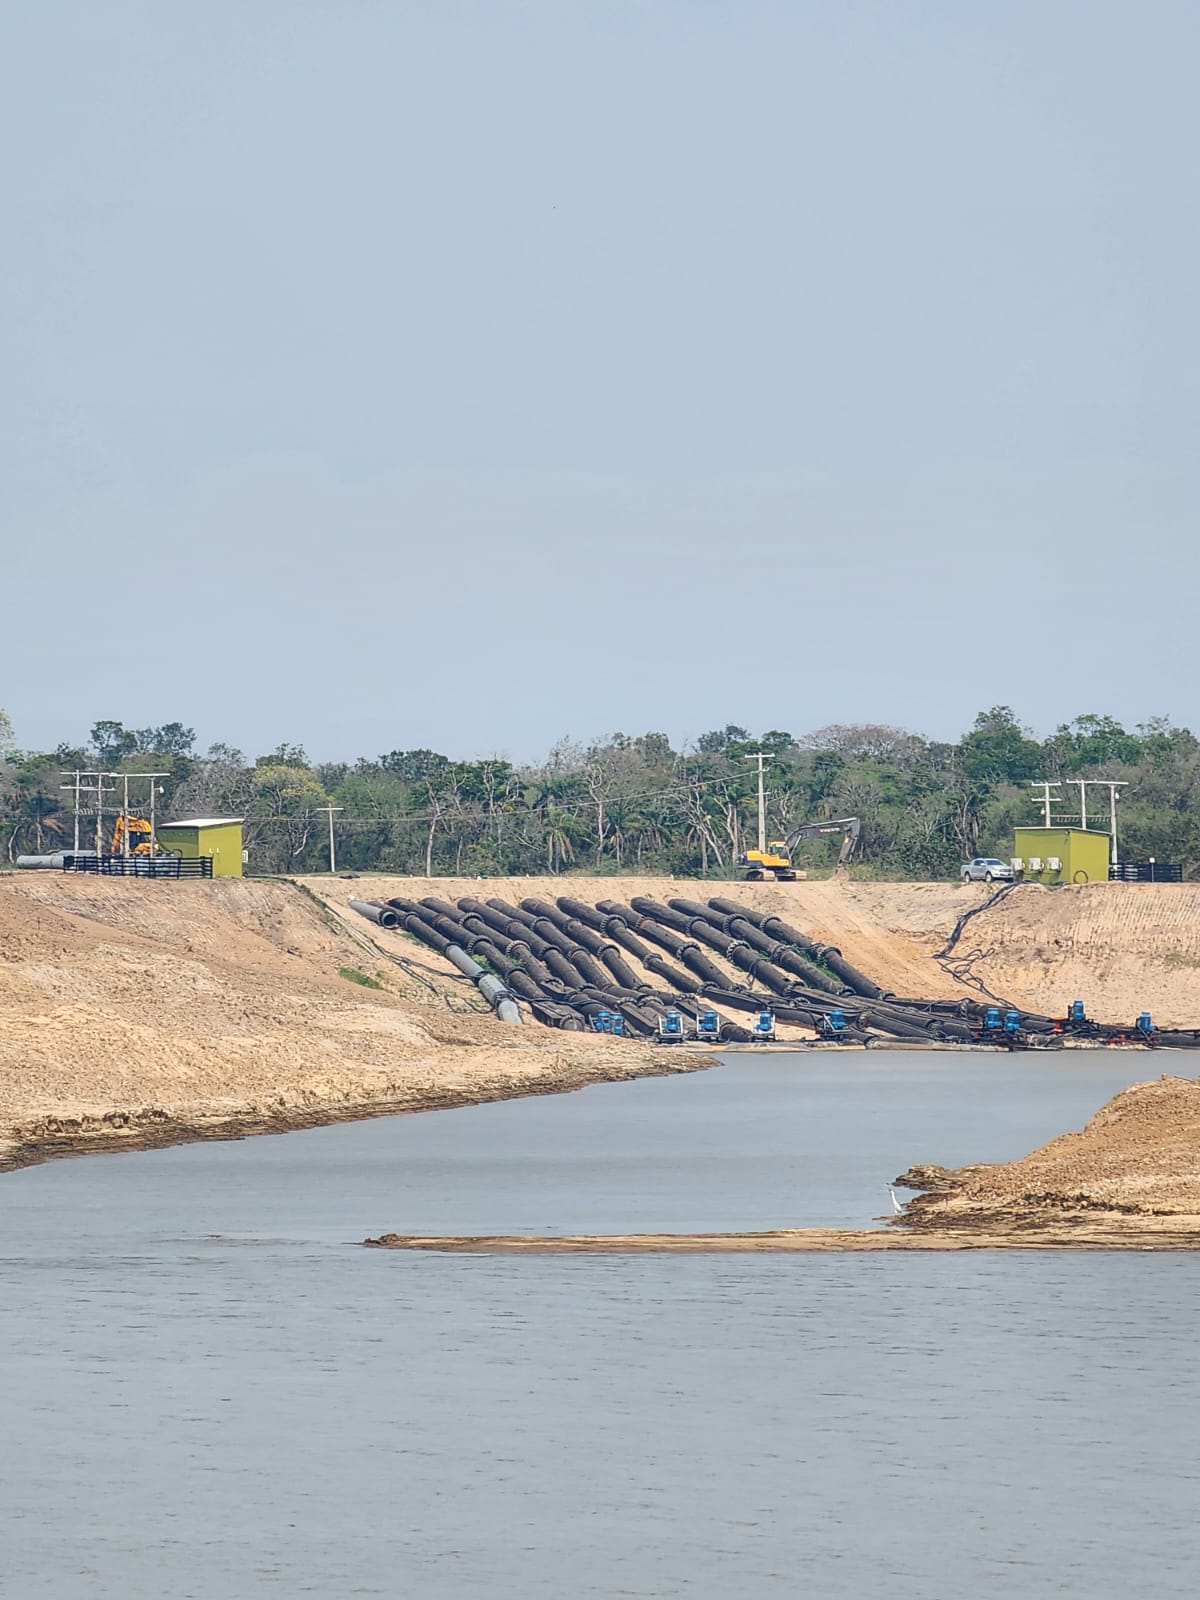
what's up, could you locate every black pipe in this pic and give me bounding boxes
[636,897,802,996]
[590,901,660,965]
[455,897,521,941]
[386,904,454,956]
[505,941,560,990]
[542,948,583,988]
[568,948,610,988]
[715,902,884,1000]
[596,943,642,989]
[541,907,640,989]
[642,951,704,993]
[420,896,464,922]
[688,902,846,995]
[540,909,607,956]
[556,897,611,932]
[464,902,562,964]
[604,900,730,988]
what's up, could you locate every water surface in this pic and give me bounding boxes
[3,1051,1196,1596]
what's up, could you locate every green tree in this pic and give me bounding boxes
[1046,714,1142,772]
[959,707,1043,785]
[248,762,332,868]
[90,720,138,765]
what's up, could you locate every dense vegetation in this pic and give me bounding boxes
[2,707,1198,879]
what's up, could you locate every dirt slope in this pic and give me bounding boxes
[308,875,1200,1027]
[0,874,689,1171]
[903,1074,1200,1232]
[925,882,1200,1027]
[308,875,981,1006]
[6,870,1200,1177]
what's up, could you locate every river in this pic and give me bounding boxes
[3,1051,1198,1596]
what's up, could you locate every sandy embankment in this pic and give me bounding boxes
[365,1075,1200,1253]
[6,870,1200,1182]
[308,874,1200,1029]
[0,874,704,1174]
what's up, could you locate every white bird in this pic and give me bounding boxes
[888,1186,903,1215]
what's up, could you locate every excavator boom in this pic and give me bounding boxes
[781,816,862,870]
[739,817,861,880]
[110,814,157,856]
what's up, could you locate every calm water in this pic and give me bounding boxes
[3,1051,1198,1597]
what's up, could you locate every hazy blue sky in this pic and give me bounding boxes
[3,2,1195,763]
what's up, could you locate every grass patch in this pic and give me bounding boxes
[339,966,387,990]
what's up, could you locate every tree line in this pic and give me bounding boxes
[2,706,1198,878]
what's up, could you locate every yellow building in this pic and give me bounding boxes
[156,817,245,878]
[1012,827,1110,885]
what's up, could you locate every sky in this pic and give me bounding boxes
[2,1,1196,764]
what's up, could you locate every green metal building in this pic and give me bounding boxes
[156,817,245,878]
[1012,827,1110,885]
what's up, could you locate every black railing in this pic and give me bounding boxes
[1109,862,1183,883]
[62,853,214,879]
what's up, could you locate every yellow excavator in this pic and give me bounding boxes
[740,817,861,881]
[109,814,159,856]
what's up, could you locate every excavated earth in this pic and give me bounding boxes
[898,1073,1200,1237]
[5,871,1200,1204]
[0,873,701,1174]
[309,874,1200,1029]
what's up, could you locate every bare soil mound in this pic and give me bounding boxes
[0,874,688,1171]
[904,1074,1200,1230]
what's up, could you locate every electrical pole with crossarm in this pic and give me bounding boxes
[317,805,343,873]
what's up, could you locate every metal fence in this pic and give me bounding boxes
[1109,862,1184,883]
[62,853,214,879]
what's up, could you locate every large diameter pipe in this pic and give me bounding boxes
[388,904,455,955]
[556,897,610,931]
[443,943,522,1024]
[647,899,801,995]
[732,904,883,1000]
[629,896,694,933]
[456,898,523,940]
[604,900,729,988]
[349,899,400,929]
[478,974,522,1023]
[531,903,623,972]
[420,897,463,921]
[544,948,584,987]
[690,902,845,994]
[643,952,703,993]
[596,944,641,989]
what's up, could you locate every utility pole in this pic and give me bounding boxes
[1101,780,1127,866]
[1028,781,1063,829]
[94,771,108,859]
[60,772,82,853]
[318,805,343,873]
[1069,778,1127,863]
[742,751,772,855]
[1033,777,1126,868]
[1072,779,1088,833]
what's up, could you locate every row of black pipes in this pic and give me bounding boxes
[346,892,1099,1046]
